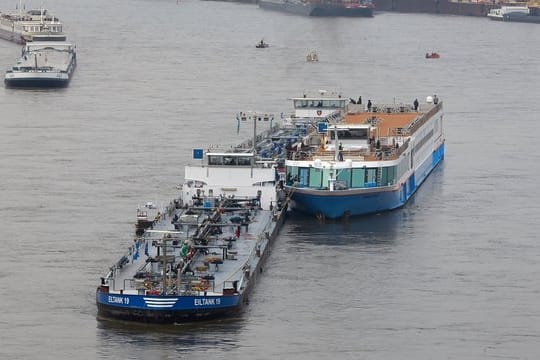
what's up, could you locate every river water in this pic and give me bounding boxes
[1,0,540,359]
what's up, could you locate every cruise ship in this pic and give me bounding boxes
[0,8,65,44]
[283,93,444,219]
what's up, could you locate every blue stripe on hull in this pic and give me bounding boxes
[96,291,241,311]
[96,291,242,323]
[290,142,445,219]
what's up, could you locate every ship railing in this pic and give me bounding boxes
[406,102,442,134]
[295,140,411,162]
[359,103,416,114]
[235,122,283,151]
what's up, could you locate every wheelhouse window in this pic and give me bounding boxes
[207,154,252,166]
[293,99,346,109]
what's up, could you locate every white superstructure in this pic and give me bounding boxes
[5,41,76,88]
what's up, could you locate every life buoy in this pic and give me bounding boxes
[316,110,322,116]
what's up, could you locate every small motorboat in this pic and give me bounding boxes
[425,52,440,59]
[256,40,269,48]
[306,51,319,62]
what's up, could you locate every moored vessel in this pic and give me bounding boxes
[259,0,374,17]
[487,5,540,23]
[283,93,444,219]
[96,113,295,324]
[4,41,76,88]
[372,0,497,17]
[0,7,65,44]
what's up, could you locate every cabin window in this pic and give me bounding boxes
[223,156,234,165]
[298,168,309,187]
[337,169,351,188]
[207,155,252,166]
[351,168,365,188]
[294,100,309,108]
[330,128,368,140]
[286,166,298,185]
[207,155,222,165]
[366,168,378,186]
[323,100,345,108]
[237,157,251,166]
[381,166,396,186]
[309,168,322,188]
[322,169,330,189]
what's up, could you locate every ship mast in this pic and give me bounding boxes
[236,111,275,175]
[329,125,339,191]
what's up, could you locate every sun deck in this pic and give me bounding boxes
[345,101,441,137]
[286,100,442,163]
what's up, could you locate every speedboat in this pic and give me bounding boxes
[425,52,440,59]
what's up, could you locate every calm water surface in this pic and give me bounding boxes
[1,0,540,359]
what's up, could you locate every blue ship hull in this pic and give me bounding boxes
[289,143,444,219]
[96,292,244,323]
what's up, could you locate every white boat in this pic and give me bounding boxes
[5,41,76,88]
[487,5,530,21]
[0,7,66,44]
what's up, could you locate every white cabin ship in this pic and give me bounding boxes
[0,8,65,44]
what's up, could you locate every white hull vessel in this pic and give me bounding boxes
[0,8,65,44]
[5,41,76,88]
[487,6,529,20]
